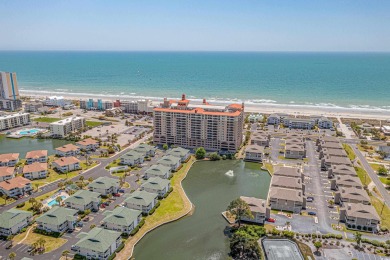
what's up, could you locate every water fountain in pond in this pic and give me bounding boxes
[225,170,234,177]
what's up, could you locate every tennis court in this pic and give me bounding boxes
[262,238,304,260]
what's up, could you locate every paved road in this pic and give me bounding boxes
[351,144,390,205]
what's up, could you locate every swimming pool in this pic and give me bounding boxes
[47,195,66,207]
[18,129,40,135]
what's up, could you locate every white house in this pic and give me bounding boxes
[120,151,144,166]
[0,167,15,182]
[0,176,32,198]
[0,153,19,167]
[50,117,86,138]
[55,144,81,157]
[25,150,48,164]
[76,138,100,151]
[36,206,78,233]
[244,144,264,162]
[167,147,191,162]
[52,156,81,173]
[23,162,48,180]
[63,190,101,212]
[124,190,158,214]
[140,177,171,198]
[72,228,122,260]
[240,196,270,224]
[157,155,182,172]
[144,164,172,179]
[134,143,157,157]
[0,209,33,237]
[102,207,142,235]
[87,176,119,196]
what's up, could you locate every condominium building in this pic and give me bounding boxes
[36,206,78,233]
[24,102,43,113]
[0,72,21,111]
[0,167,15,182]
[49,117,86,137]
[339,203,380,232]
[80,99,113,111]
[267,113,289,125]
[44,96,72,107]
[335,187,371,205]
[0,209,33,237]
[283,118,315,129]
[240,196,270,224]
[268,187,306,213]
[153,94,244,152]
[0,113,30,131]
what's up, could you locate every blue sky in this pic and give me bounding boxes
[1,0,389,51]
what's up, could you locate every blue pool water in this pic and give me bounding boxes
[47,195,66,206]
[19,129,40,135]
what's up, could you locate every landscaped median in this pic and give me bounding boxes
[116,156,196,259]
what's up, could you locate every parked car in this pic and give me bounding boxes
[76,222,83,227]
[308,212,317,216]
[118,189,125,193]
[267,218,276,223]
[83,217,90,222]
[104,202,110,206]
[113,193,121,197]
[100,204,106,208]
[71,245,77,251]
[306,197,314,202]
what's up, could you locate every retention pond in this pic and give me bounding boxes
[133,159,271,260]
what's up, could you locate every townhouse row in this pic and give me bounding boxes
[267,113,333,129]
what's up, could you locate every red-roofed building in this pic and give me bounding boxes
[55,144,81,157]
[25,150,48,164]
[76,138,99,151]
[0,176,32,197]
[153,94,244,152]
[0,153,19,167]
[23,162,48,180]
[52,156,81,173]
[0,167,15,182]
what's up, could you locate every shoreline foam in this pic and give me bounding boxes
[20,90,390,120]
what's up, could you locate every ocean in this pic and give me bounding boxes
[0,51,389,110]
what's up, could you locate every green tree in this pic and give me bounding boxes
[227,198,253,227]
[8,252,16,260]
[354,232,362,247]
[377,165,389,176]
[163,144,169,151]
[55,196,63,206]
[313,241,323,252]
[62,250,70,260]
[229,230,261,259]
[195,147,206,160]
[34,183,40,192]
[209,152,221,161]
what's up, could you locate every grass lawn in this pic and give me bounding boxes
[370,163,383,172]
[263,162,274,175]
[32,117,61,123]
[379,177,390,186]
[86,121,104,127]
[117,156,196,259]
[295,240,315,260]
[370,195,390,230]
[13,229,67,253]
[107,159,121,169]
[354,166,371,186]
[31,161,98,187]
[343,144,356,161]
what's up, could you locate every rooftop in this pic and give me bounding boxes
[0,153,19,162]
[0,167,14,177]
[245,144,265,153]
[76,138,99,146]
[0,208,32,229]
[55,144,80,153]
[50,116,84,126]
[25,150,48,159]
[271,176,302,190]
[87,176,119,190]
[124,190,158,206]
[121,150,144,161]
[53,156,80,167]
[64,190,100,206]
[75,228,121,253]
[144,164,172,176]
[273,167,301,178]
[343,203,380,221]
[240,196,268,214]
[36,206,78,225]
[23,162,47,173]
[141,177,170,190]
[0,176,31,191]
[158,155,181,165]
[339,187,370,203]
[167,147,190,158]
[103,207,142,226]
[269,187,304,202]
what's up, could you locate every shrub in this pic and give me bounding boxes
[16,202,25,208]
[115,243,124,252]
[130,226,140,236]
[107,252,116,260]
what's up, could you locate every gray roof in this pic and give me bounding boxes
[335,175,362,188]
[285,144,305,151]
[339,187,370,203]
[103,207,141,226]
[87,176,119,190]
[141,177,170,191]
[322,148,347,157]
[245,144,265,153]
[36,206,78,225]
[273,167,301,178]
[271,176,302,189]
[377,145,390,154]
[120,150,144,161]
[269,187,304,202]
[144,164,171,177]
[64,190,101,206]
[0,209,32,229]
[319,142,343,149]
[343,203,380,221]
[75,227,121,253]
[318,136,339,143]
[240,196,267,214]
[167,147,190,158]
[124,190,158,206]
[134,143,157,154]
[324,156,352,165]
[157,155,181,166]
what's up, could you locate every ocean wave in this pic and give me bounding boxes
[19,88,390,114]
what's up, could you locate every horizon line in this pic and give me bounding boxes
[0,50,390,53]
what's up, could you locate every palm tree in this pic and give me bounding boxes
[37,237,46,250]
[8,252,16,260]
[34,183,40,192]
[2,194,9,205]
[79,176,85,186]
[29,197,37,207]
[55,196,63,206]
[62,250,70,260]
[88,177,93,183]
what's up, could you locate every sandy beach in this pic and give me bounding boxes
[21,90,390,121]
